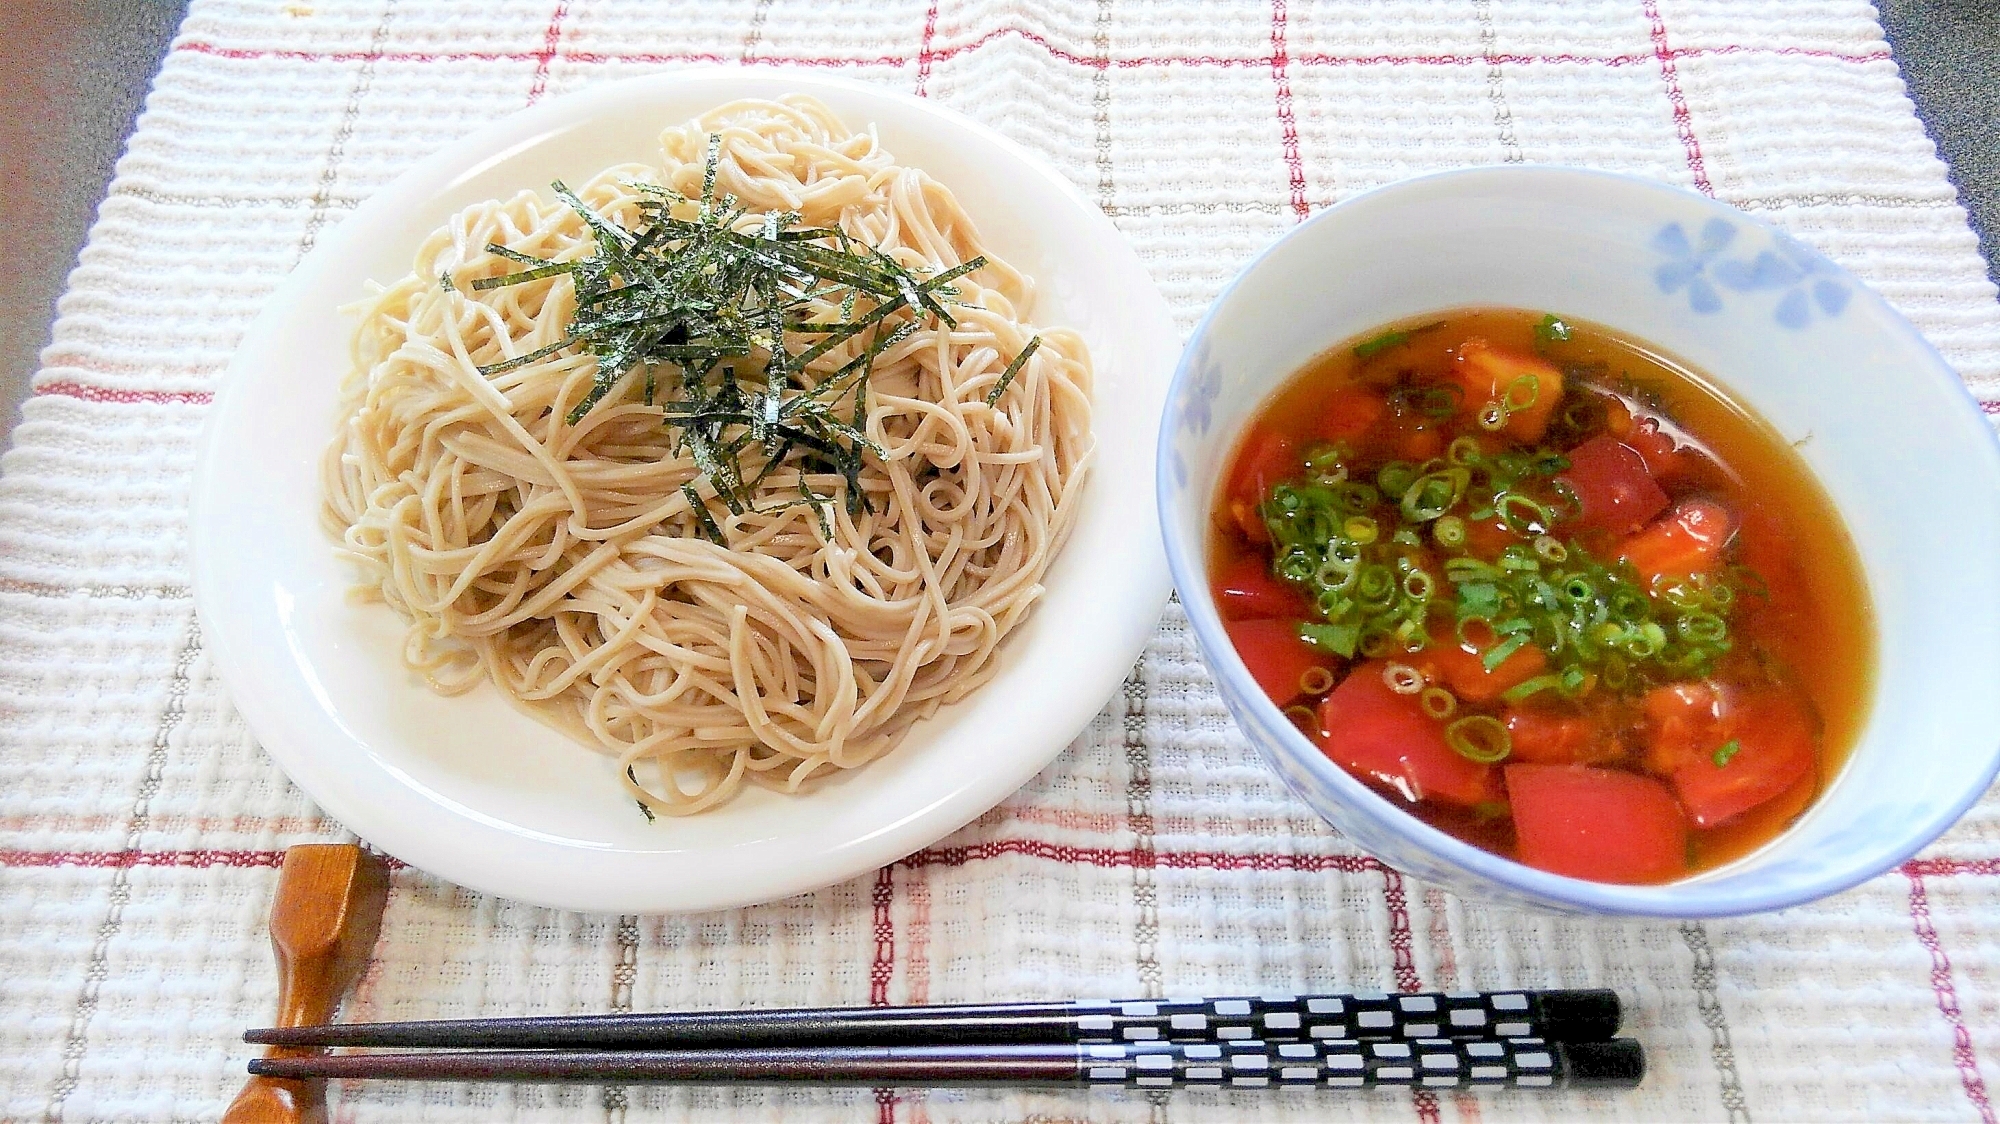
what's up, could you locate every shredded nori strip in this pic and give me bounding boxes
[470,134,989,524]
[626,767,657,822]
[986,336,1042,406]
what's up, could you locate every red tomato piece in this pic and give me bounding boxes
[1730,506,1807,611]
[1228,429,1299,507]
[1505,765,1689,883]
[1667,692,1817,829]
[1450,339,1565,441]
[1558,435,1669,535]
[1641,680,1723,775]
[1602,397,1687,482]
[1225,619,1328,705]
[1214,555,1309,620]
[1390,425,1446,462]
[1229,499,1270,544]
[1318,387,1388,445]
[1460,511,1521,557]
[1316,662,1497,807]
[1623,418,1687,483]
[1422,636,1548,704]
[1619,498,1735,586]
[1503,706,1601,765]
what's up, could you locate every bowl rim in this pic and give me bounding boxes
[1156,163,2000,917]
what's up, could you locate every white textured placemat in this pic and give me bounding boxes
[4,1,1998,1121]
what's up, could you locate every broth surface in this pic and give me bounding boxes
[1208,308,1872,881]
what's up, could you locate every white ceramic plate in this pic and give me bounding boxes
[190,71,1176,913]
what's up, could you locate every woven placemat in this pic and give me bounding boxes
[3,1,1998,1120]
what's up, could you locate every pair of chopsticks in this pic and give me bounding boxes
[247,988,1643,1091]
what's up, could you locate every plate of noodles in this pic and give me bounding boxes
[189,71,1176,912]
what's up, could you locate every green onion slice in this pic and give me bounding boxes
[1504,374,1541,411]
[1419,686,1458,720]
[1354,329,1412,358]
[1382,662,1425,695]
[1445,715,1512,764]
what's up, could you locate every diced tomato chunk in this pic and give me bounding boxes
[1225,619,1328,705]
[1450,339,1564,441]
[1505,765,1689,883]
[1230,499,1270,544]
[1641,681,1819,828]
[1668,692,1816,829]
[1368,422,1448,462]
[1558,435,1670,535]
[1227,429,1299,507]
[1731,506,1807,610]
[1214,555,1308,620]
[1503,706,1601,765]
[1460,511,1521,557]
[1318,387,1388,445]
[1603,398,1688,482]
[1641,680,1722,775]
[1422,636,1548,703]
[1619,498,1734,585]
[1316,662,1497,807]
[1624,419,1686,482]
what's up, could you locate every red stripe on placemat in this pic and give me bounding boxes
[914,0,941,96]
[870,865,896,1004]
[905,872,932,1006]
[170,36,1888,71]
[1908,858,2000,877]
[1380,868,1440,1122]
[525,0,569,104]
[0,848,409,870]
[1981,399,2000,416]
[1,849,284,869]
[1424,887,1483,1124]
[1380,868,1422,993]
[1688,43,1892,65]
[1906,870,1997,1123]
[1270,0,1309,221]
[32,381,213,406]
[1643,0,1712,196]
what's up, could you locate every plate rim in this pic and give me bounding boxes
[189,68,1175,913]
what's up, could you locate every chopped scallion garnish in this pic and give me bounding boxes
[1353,329,1411,359]
[1534,313,1573,344]
[1257,435,1750,705]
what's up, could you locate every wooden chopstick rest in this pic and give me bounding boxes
[222,844,389,1124]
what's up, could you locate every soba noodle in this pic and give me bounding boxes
[323,97,1093,815]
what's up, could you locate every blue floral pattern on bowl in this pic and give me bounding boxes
[1168,337,1224,489]
[1652,219,1850,329]
[1651,218,1737,314]
[1713,232,1852,329]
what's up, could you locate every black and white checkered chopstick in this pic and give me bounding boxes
[246,987,1619,1050]
[249,1035,1646,1090]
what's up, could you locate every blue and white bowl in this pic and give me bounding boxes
[1158,166,2000,917]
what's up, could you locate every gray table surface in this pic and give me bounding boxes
[1,0,1995,450]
